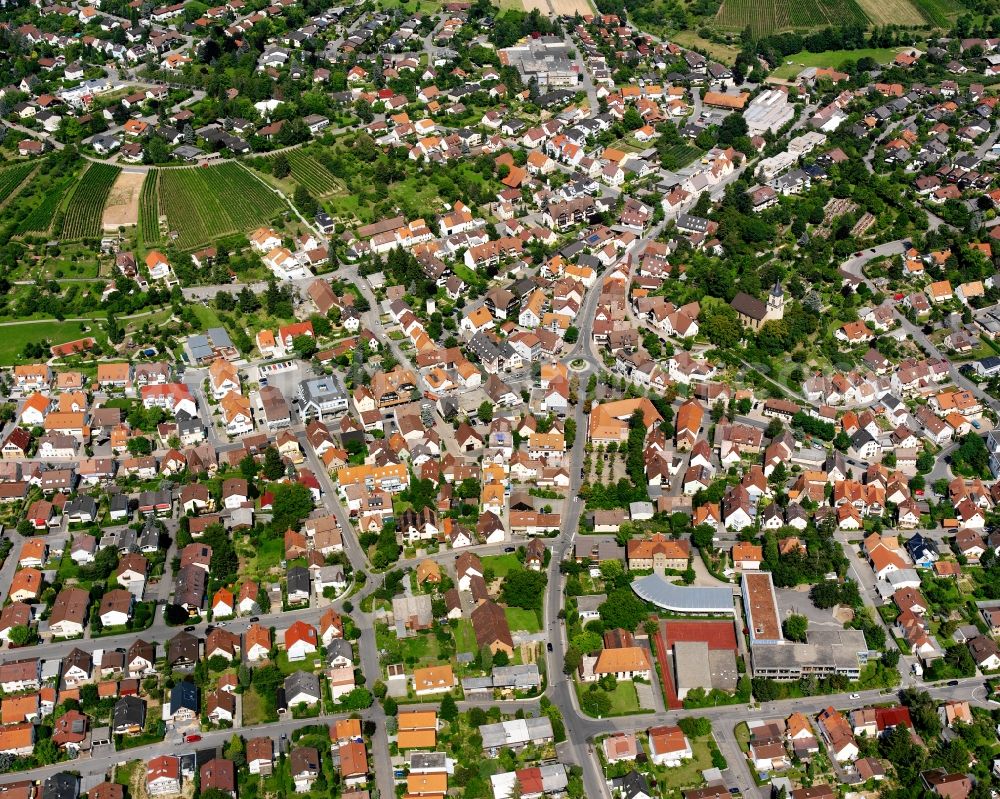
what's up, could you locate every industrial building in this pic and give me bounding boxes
[743,89,795,136]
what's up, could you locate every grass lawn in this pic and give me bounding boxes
[114,761,141,786]
[0,320,104,365]
[242,688,276,725]
[482,554,522,578]
[770,47,907,79]
[670,30,741,64]
[453,619,477,654]
[56,550,83,584]
[606,681,641,714]
[276,650,319,674]
[575,680,644,716]
[191,304,224,332]
[505,607,541,632]
[247,536,285,578]
[734,722,750,752]
[400,633,441,663]
[653,735,717,790]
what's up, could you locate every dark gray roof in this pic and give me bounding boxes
[171,680,199,711]
[731,292,768,321]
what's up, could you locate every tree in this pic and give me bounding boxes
[292,334,317,359]
[33,738,58,765]
[564,326,579,343]
[262,446,285,480]
[952,433,990,478]
[127,436,153,456]
[440,692,458,722]
[809,581,841,609]
[678,717,711,736]
[477,401,494,423]
[699,304,743,349]
[599,560,624,583]
[623,107,643,130]
[580,687,611,717]
[782,614,808,642]
[501,569,547,611]
[7,626,29,646]
[270,482,314,532]
[239,454,258,480]
[272,152,290,178]
[107,311,124,345]
[563,646,582,675]
[598,588,648,631]
[340,687,374,709]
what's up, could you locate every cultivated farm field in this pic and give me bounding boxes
[61,163,121,240]
[157,163,287,250]
[856,0,926,25]
[715,0,868,31]
[102,169,145,229]
[909,0,964,25]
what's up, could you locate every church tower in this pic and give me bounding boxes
[766,281,785,321]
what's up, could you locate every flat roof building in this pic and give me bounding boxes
[743,572,870,680]
[296,377,348,421]
[673,640,712,700]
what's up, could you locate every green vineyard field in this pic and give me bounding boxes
[715,0,868,31]
[0,163,35,206]
[61,163,121,240]
[18,172,76,234]
[139,170,161,246]
[159,163,287,250]
[284,151,343,197]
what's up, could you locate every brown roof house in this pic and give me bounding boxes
[48,587,89,637]
[471,600,514,657]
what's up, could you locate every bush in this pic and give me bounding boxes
[678,717,712,737]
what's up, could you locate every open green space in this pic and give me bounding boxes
[158,162,287,250]
[61,163,120,240]
[190,303,224,332]
[276,650,319,674]
[909,0,964,25]
[660,143,704,171]
[670,31,742,64]
[0,320,102,365]
[770,47,908,80]
[241,685,276,725]
[505,606,541,632]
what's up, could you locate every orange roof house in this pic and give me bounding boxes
[703,91,749,109]
[397,710,437,749]
[412,665,455,695]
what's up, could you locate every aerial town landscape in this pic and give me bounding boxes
[8,0,1000,797]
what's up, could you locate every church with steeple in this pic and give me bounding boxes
[730,282,785,332]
